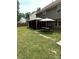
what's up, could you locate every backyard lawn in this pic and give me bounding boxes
[17,26,61,59]
[37,30,61,42]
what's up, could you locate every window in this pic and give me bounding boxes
[57,9,61,13]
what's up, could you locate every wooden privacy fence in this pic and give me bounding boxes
[17,23,27,27]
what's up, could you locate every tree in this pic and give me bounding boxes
[17,0,19,13]
[37,7,41,12]
[20,13,26,18]
[25,12,31,20]
[17,0,20,21]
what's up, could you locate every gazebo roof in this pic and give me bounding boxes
[28,18,42,21]
[34,18,42,20]
[40,18,55,21]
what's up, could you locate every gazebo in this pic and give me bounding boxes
[28,18,42,29]
[34,18,42,29]
[40,18,55,31]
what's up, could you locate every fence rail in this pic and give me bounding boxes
[17,23,27,27]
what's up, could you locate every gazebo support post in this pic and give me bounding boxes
[28,21,29,28]
[46,21,47,28]
[36,20,37,29]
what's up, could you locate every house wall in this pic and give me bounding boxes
[45,6,57,19]
[36,12,43,18]
[56,3,61,19]
[30,12,36,20]
[36,3,61,20]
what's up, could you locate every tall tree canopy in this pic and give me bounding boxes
[25,12,30,18]
[17,0,20,21]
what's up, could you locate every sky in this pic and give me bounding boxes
[19,0,56,13]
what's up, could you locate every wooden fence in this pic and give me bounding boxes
[17,23,27,27]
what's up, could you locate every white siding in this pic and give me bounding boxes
[30,12,36,20]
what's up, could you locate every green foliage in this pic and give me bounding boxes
[25,12,31,18]
[17,13,21,21]
[17,0,20,21]
[17,0,19,11]
[17,13,26,21]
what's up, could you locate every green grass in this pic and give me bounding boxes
[37,30,61,42]
[17,26,61,59]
